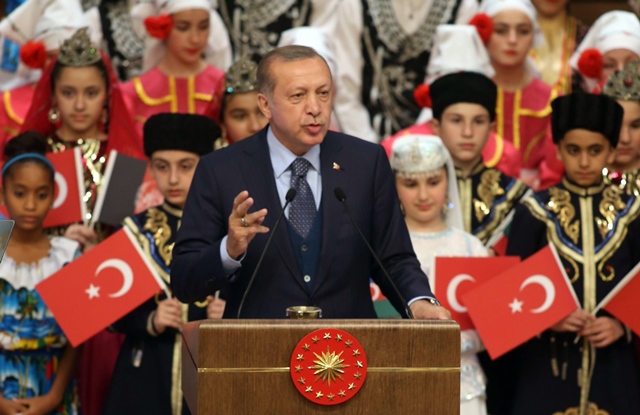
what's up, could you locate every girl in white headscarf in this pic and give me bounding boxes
[570,11,640,93]
[391,134,488,415]
[121,0,232,139]
[474,0,561,189]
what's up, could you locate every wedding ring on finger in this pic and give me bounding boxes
[241,216,249,227]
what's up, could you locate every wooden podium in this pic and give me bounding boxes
[182,319,460,414]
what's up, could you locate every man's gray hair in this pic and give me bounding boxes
[257,45,331,98]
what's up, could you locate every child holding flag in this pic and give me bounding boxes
[390,134,489,415]
[0,132,81,414]
[506,93,640,414]
[103,113,225,415]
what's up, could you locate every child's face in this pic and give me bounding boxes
[149,150,200,208]
[613,100,640,169]
[430,103,494,168]
[557,129,615,187]
[396,167,448,227]
[602,49,640,84]
[222,91,268,144]
[2,163,54,232]
[487,10,534,68]
[166,9,210,67]
[54,66,107,137]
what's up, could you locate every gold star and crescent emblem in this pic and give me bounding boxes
[290,328,368,406]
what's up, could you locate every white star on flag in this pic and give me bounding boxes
[86,284,100,299]
[509,298,523,314]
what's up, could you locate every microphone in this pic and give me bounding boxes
[237,188,297,318]
[333,187,415,319]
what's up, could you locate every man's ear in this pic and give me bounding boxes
[257,93,272,120]
[429,118,440,136]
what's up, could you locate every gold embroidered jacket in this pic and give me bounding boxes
[505,177,640,415]
[456,162,528,245]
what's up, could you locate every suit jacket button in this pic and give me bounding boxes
[301,244,308,252]
[303,275,311,283]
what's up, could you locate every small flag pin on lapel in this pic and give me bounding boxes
[333,162,341,171]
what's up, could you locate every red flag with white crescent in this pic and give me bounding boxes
[434,256,520,330]
[461,245,579,359]
[36,228,166,346]
[595,260,640,337]
[0,148,85,227]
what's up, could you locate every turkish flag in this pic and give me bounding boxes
[595,260,640,336]
[461,245,579,359]
[434,256,520,330]
[36,227,166,346]
[0,148,85,228]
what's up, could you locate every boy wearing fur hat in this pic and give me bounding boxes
[429,70,529,250]
[104,113,225,415]
[506,93,640,414]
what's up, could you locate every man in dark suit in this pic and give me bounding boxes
[171,45,450,320]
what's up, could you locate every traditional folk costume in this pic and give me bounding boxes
[0,238,80,415]
[91,0,145,81]
[391,135,488,415]
[386,24,522,179]
[123,0,230,139]
[18,28,143,415]
[333,0,478,142]
[430,70,529,246]
[530,11,589,95]
[602,61,640,196]
[507,94,640,415]
[478,0,560,188]
[570,11,640,94]
[0,0,89,155]
[218,0,338,63]
[103,114,219,415]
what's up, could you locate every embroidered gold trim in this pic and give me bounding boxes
[459,177,472,233]
[162,202,183,219]
[485,134,504,168]
[143,208,173,267]
[474,169,504,223]
[562,177,605,196]
[595,186,626,241]
[546,187,580,245]
[123,216,171,285]
[513,89,522,149]
[3,90,24,125]
[523,129,547,165]
[133,76,177,111]
[170,304,189,415]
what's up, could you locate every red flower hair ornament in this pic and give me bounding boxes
[469,13,494,44]
[144,14,173,40]
[20,41,47,69]
[578,48,603,79]
[413,83,432,108]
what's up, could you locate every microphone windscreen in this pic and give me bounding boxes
[334,187,346,202]
[285,187,297,202]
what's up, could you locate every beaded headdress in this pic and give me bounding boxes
[224,55,258,95]
[57,28,101,67]
[391,135,450,178]
[603,61,640,101]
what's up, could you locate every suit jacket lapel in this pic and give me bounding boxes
[313,132,345,294]
[239,130,304,289]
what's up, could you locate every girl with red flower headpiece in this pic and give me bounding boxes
[477,0,562,191]
[121,0,231,140]
[0,0,90,155]
[570,11,640,93]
